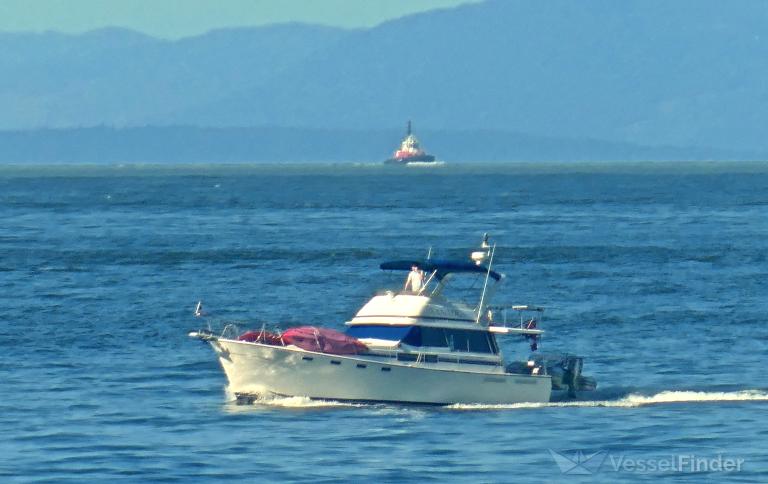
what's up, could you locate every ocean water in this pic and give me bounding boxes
[1,162,766,482]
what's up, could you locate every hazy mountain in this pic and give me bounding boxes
[184,0,767,152]
[0,127,758,164]
[2,0,768,155]
[0,24,350,128]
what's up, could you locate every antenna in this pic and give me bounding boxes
[471,233,490,264]
[426,246,432,260]
[476,243,496,324]
[407,120,412,136]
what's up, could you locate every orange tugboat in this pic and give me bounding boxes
[384,121,438,164]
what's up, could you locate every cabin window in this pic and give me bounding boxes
[347,325,498,354]
[462,330,495,354]
[401,326,447,347]
[422,327,451,347]
[397,352,438,363]
[489,334,499,354]
[345,325,412,341]
[402,326,497,354]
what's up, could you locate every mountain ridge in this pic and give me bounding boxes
[0,126,762,164]
[1,0,768,156]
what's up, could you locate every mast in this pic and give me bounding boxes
[476,243,496,324]
[407,120,412,136]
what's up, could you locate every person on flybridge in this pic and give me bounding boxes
[404,264,424,293]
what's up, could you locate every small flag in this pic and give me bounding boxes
[530,337,538,351]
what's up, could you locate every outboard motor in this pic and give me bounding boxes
[562,356,583,398]
[542,354,597,398]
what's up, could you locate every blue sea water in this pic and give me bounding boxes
[1,162,766,483]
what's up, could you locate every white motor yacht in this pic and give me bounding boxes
[190,237,595,405]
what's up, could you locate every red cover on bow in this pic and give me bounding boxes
[281,326,367,355]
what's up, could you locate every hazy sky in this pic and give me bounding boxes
[0,0,480,38]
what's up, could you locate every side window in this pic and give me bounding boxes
[445,329,495,353]
[448,330,468,352]
[400,327,496,353]
[488,334,499,354]
[346,325,412,341]
[401,326,421,346]
[467,330,493,353]
[421,327,449,347]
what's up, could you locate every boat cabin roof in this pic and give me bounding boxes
[380,259,502,281]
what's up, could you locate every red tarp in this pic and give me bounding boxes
[238,330,284,345]
[281,326,368,355]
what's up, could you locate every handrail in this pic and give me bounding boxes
[486,304,545,333]
[221,323,241,340]
[488,304,545,312]
[418,269,438,296]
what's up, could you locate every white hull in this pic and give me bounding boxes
[405,161,444,167]
[210,339,552,405]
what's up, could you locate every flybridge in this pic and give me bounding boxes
[379,259,503,281]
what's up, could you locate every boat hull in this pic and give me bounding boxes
[384,154,437,164]
[209,339,552,405]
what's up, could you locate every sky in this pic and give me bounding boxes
[0,0,480,38]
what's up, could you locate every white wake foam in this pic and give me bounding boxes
[224,386,362,408]
[224,387,768,411]
[253,395,365,408]
[447,389,768,411]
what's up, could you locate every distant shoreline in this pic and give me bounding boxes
[0,126,764,165]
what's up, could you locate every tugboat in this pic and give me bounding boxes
[189,235,596,405]
[384,121,438,165]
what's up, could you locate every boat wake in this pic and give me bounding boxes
[223,386,768,410]
[447,389,768,411]
[225,388,366,409]
[252,395,367,408]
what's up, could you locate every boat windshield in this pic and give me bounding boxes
[346,324,499,354]
[346,325,412,341]
[402,326,499,354]
[431,272,496,313]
